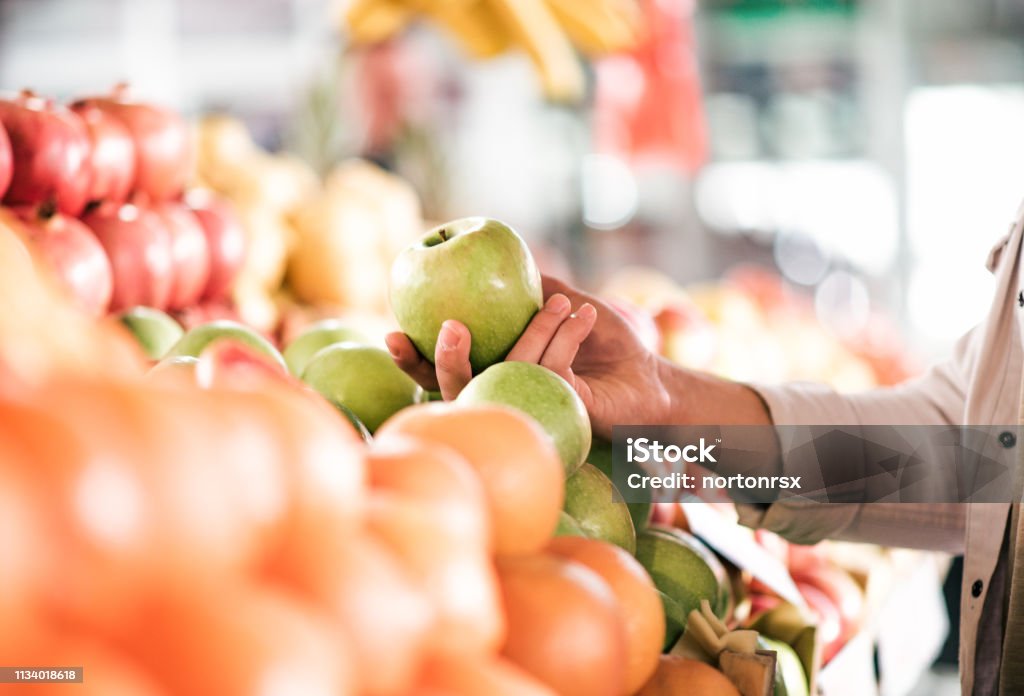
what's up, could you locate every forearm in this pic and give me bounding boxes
[657,359,774,427]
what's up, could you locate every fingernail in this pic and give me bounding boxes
[574,304,597,321]
[384,335,402,358]
[439,322,461,351]
[545,294,571,314]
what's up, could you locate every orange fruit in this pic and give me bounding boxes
[368,491,506,657]
[272,533,433,696]
[418,655,557,696]
[547,536,665,693]
[635,656,740,696]
[115,580,355,696]
[377,403,563,556]
[496,553,627,696]
[366,434,491,551]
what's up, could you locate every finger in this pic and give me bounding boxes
[540,303,597,382]
[505,294,572,363]
[385,332,440,391]
[434,320,474,400]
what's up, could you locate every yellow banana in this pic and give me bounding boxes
[422,0,512,59]
[546,0,640,55]
[487,0,584,102]
[344,0,413,44]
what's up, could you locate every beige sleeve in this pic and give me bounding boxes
[735,327,978,550]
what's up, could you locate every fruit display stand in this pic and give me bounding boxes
[0,75,941,694]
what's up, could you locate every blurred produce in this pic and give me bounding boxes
[290,159,423,315]
[0,91,91,216]
[595,0,708,170]
[602,265,917,390]
[341,0,644,101]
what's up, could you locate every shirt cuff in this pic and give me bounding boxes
[736,382,865,544]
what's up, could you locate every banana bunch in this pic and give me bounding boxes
[339,0,644,102]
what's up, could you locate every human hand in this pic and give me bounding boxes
[385,276,673,439]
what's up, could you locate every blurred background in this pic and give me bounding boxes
[4,0,1023,364]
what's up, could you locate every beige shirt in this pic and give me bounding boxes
[741,201,1024,695]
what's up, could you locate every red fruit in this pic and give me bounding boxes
[69,99,136,206]
[0,121,12,198]
[150,201,211,309]
[13,207,113,315]
[185,189,246,301]
[82,203,173,311]
[0,90,91,215]
[792,564,864,648]
[80,85,191,201]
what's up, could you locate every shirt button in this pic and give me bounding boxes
[1000,431,1017,448]
[972,579,984,598]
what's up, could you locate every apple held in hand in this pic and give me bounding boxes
[301,344,424,433]
[389,217,543,374]
[457,361,590,476]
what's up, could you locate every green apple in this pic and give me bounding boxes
[389,217,543,374]
[283,319,370,376]
[301,344,424,433]
[554,510,586,537]
[457,362,590,475]
[117,306,184,360]
[563,462,636,554]
[758,637,809,696]
[588,437,652,532]
[166,320,286,370]
[635,526,730,644]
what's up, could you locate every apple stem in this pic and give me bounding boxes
[438,228,449,242]
[37,199,58,221]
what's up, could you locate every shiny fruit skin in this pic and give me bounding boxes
[378,403,564,556]
[496,553,627,696]
[149,201,211,310]
[301,344,424,433]
[0,120,12,198]
[82,87,191,201]
[0,91,91,215]
[82,203,174,311]
[69,99,136,206]
[184,188,247,302]
[14,208,113,316]
[366,433,491,549]
[547,536,665,693]
[389,217,543,374]
[457,361,591,476]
